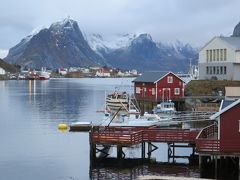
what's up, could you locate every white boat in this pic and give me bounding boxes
[153,101,176,114]
[106,91,129,112]
[98,112,180,127]
[105,91,140,115]
[98,113,160,127]
[38,71,50,80]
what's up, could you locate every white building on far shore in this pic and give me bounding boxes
[0,67,6,75]
[199,36,240,80]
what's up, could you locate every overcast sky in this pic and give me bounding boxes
[0,0,240,50]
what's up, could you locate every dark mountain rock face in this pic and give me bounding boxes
[4,19,106,69]
[4,18,197,72]
[232,22,240,37]
[100,34,198,72]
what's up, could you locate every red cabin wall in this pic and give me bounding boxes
[220,103,240,152]
[134,73,184,101]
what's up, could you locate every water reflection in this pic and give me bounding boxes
[91,164,199,179]
[0,78,203,180]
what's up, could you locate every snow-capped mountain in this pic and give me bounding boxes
[4,18,107,69]
[4,18,198,72]
[0,49,8,59]
[86,33,198,72]
[85,33,136,51]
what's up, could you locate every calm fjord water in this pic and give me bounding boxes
[0,78,199,180]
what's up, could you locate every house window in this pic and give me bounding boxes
[174,88,180,95]
[224,49,227,61]
[167,76,173,83]
[216,66,219,74]
[206,50,209,62]
[224,66,226,74]
[152,88,155,95]
[220,66,223,74]
[210,50,212,61]
[213,49,216,61]
[213,67,216,74]
[206,67,209,74]
[220,49,223,61]
[136,87,141,94]
[217,49,219,61]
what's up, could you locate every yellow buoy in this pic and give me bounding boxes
[58,123,68,130]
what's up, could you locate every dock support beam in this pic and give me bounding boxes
[141,142,145,159]
[117,145,125,160]
[147,142,158,159]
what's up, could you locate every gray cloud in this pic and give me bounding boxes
[0,0,240,49]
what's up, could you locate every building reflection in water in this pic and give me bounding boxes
[28,80,36,102]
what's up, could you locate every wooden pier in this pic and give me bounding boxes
[89,123,240,179]
[90,126,199,161]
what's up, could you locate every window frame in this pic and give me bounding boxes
[167,76,173,83]
[174,88,180,95]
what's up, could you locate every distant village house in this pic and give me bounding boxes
[95,68,111,77]
[0,67,6,75]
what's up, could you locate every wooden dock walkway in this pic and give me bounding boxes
[91,126,199,146]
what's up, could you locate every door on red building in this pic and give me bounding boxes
[163,88,171,101]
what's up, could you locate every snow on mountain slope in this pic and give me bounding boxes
[0,49,8,58]
[85,33,137,51]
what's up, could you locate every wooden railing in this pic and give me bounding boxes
[196,123,218,139]
[91,126,199,145]
[195,123,220,153]
[142,128,198,143]
[195,139,220,153]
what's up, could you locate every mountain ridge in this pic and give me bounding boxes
[4,18,198,72]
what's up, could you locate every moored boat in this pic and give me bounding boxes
[153,101,176,114]
[106,91,129,113]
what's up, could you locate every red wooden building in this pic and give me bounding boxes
[196,99,240,154]
[132,71,184,102]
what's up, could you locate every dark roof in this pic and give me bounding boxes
[220,37,240,50]
[220,99,237,110]
[132,71,182,83]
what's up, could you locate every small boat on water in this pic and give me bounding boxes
[153,101,176,114]
[69,122,92,131]
[38,71,50,80]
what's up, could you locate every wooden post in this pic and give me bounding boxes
[117,145,122,160]
[172,143,175,163]
[148,142,152,159]
[89,130,96,169]
[199,155,202,175]
[167,143,171,163]
[141,142,145,159]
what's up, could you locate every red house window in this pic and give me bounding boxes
[167,76,173,83]
[174,88,180,95]
[136,87,141,94]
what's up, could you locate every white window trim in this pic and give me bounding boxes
[136,87,141,94]
[174,88,180,95]
[167,76,173,83]
[152,88,155,95]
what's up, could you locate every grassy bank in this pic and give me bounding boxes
[185,80,240,96]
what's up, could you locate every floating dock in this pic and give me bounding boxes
[69,122,92,132]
